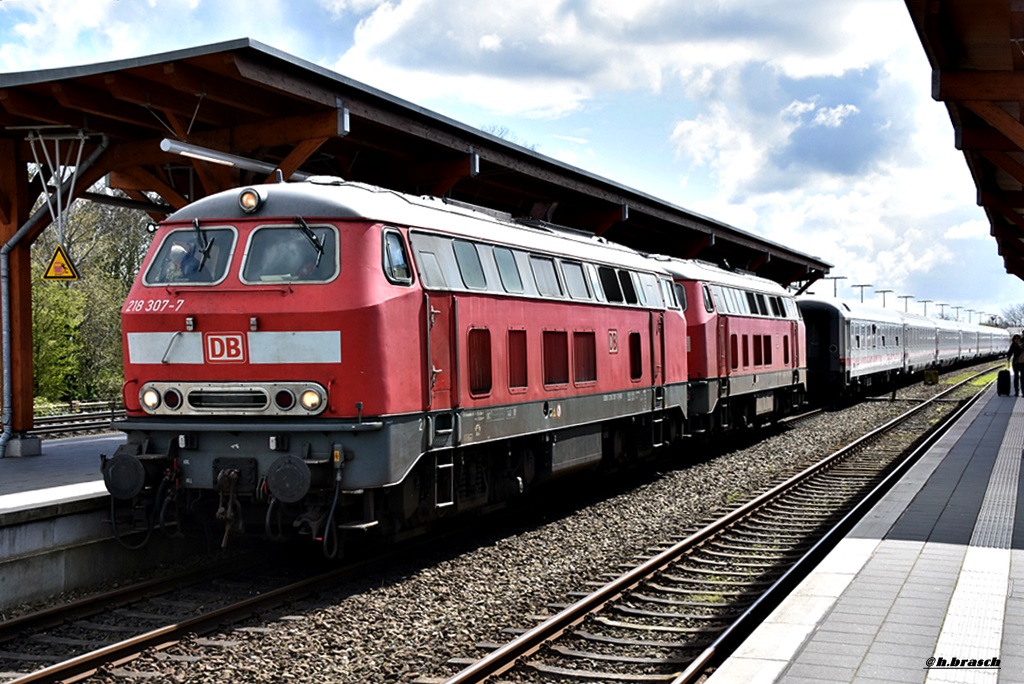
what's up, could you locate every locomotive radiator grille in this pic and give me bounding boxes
[189,388,268,410]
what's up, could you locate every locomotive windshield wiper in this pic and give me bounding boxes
[295,215,324,267]
[192,218,214,272]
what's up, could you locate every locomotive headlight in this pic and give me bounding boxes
[141,387,161,411]
[300,388,323,411]
[238,187,262,213]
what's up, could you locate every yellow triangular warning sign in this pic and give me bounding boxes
[43,244,79,281]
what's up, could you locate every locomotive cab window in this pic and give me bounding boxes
[242,224,338,283]
[382,229,413,285]
[144,226,236,286]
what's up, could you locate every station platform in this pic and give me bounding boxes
[708,386,1022,683]
[0,434,119,515]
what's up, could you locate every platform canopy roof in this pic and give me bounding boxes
[907,0,1024,281]
[0,38,828,287]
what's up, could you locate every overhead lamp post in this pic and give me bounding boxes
[851,284,872,303]
[952,305,962,321]
[876,289,893,307]
[822,275,847,297]
[898,294,914,311]
[918,299,933,316]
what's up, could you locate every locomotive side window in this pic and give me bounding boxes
[531,256,563,298]
[242,224,338,283]
[620,271,639,305]
[494,247,524,293]
[730,334,739,370]
[453,240,487,290]
[144,227,236,286]
[382,229,413,285]
[574,331,597,384]
[543,331,569,386]
[562,261,591,300]
[598,267,623,303]
[508,329,528,390]
[703,285,715,313]
[467,328,492,396]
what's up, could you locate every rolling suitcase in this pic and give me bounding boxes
[998,368,1011,396]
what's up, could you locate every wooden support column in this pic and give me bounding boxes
[0,138,35,438]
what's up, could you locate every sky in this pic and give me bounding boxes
[2,0,1023,324]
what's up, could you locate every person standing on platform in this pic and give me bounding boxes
[1009,334,1024,396]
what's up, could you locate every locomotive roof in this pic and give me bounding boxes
[652,258,790,296]
[166,178,667,274]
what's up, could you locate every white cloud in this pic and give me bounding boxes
[945,219,990,240]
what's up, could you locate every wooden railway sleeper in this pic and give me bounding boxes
[593,616,726,634]
[660,572,778,587]
[630,593,756,609]
[530,661,681,682]
[612,604,742,621]
[574,629,714,650]
[549,644,694,665]
[704,544,806,562]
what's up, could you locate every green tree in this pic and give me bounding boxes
[30,187,153,402]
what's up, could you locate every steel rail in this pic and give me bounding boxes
[669,382,987,683]
[441,369,991,683]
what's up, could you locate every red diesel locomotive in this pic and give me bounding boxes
[102,177,693,553]
[659,258,807,433]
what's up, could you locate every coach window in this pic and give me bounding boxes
[543,331,570,386]
[494,247,524,293]
[562,261,591,300]
[242,224,337,284]
[382,230,413,285]
[453,240,487,289]
[468,329,492,396]
[598,266,623,303]
[531,256,563,298]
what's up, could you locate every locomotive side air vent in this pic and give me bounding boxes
[188,388,269,410]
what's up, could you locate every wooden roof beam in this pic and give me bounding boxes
[50,81,162,132]
[980,149,1024,185]
[933,70,1024,101]
[104,72,237,129]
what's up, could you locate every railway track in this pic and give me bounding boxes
[26,409,124,437]
[430,369,991,684]
[0,542,419,684]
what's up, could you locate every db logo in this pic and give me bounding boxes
[204,333,246,363]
